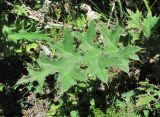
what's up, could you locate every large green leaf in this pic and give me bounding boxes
[15,21,140,95]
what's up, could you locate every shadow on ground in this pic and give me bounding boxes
[0,58,27,117]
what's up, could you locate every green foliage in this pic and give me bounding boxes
[70,110,79,117]
[47,103,61,116]
[15,53,56,93]
[70,14,86,28]
[127,9,159,42]
[0,83,4,92]
[15,21,140,95]
[89,99,106,117]
[1,0,160,116]
[143,12,159,38]
[136,82,160,108]
[2,26,52,43]
[114,81,160,117]
[127,9,143,30]
[100,23,140,73]
[12,5,28,16]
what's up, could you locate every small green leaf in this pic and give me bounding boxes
[47,104,60,116]
[127,9,143,29]
[143,12,159,38]
[136,94,155,106]
[70,110,79,117]
[129,30,140,43]
[2,25,13,37]
[0,83,4,91]
[143,110,149,117]
[12,5,28,16]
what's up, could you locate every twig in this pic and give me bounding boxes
[107,0,117,27]
[4,1,83,31]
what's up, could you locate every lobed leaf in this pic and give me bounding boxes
[2,26,52,42]
[127,9,143,29]
[15,21,140,95]
[143,12,159,38]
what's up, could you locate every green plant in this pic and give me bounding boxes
[89,99,106,117]
[1,1,160,116]
[127,9,159,42]
[114,81,160,117]
[136,82,160,113]
[0,83,4,92]
[70,14,86,28]
[12,4,28,16]
[2,26,52,43]
[13,21,140,95]
[115,90,140,116]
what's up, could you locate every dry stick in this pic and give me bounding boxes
[107,0,117,27]
[150,0,158,9]
[25,4,84,31]
[144,0,158,16]
[5,1,82,31]
[28,13,82,31]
